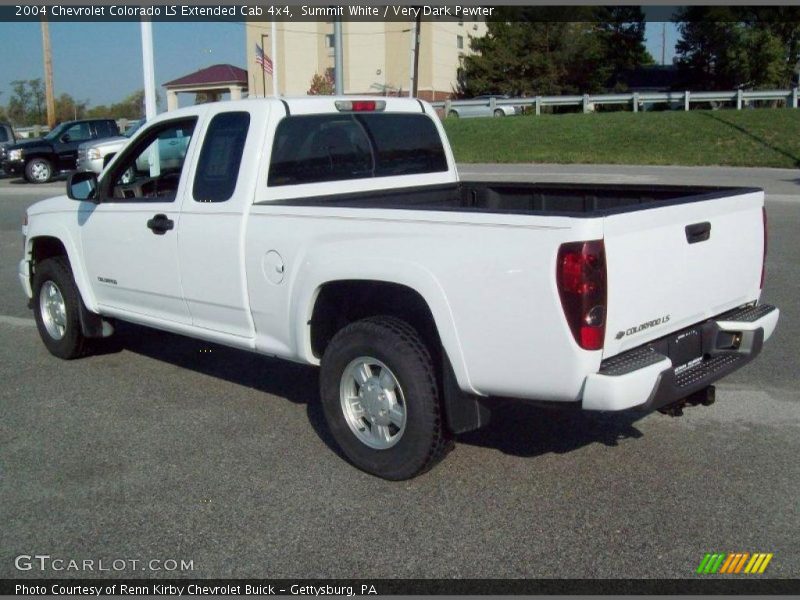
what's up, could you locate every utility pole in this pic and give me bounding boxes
[333,19,344,95]
[40,18,56,128]
[661,22,666,66]
[412,13,421,98]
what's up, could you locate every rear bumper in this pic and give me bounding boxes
[582,304,779,412]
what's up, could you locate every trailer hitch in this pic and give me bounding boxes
[658,385,716,417]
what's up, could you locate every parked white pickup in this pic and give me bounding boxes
[19,97,779,479]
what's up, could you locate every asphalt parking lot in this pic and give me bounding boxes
[1,165,798,580]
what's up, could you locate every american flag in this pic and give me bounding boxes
[256,44,274,75]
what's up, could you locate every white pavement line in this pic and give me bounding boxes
[0,315,36,327]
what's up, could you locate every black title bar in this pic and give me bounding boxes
[4,579,800,595]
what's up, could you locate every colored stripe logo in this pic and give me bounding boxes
[697,552,773,574]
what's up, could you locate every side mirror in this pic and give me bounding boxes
[67,171,98,201]
[61,134,71,143]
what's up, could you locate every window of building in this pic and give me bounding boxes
[325,34,334,48]
[193,112,250,203]
[457,35,464,49]
[268,113,447,187]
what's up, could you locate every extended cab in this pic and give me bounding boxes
[4,118,120,183]
[19,98,779,479]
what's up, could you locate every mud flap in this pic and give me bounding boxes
[442,354,491,434]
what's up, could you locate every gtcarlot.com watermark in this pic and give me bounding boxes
[15,554,194,573]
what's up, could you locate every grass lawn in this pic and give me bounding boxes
[442,108,800,168]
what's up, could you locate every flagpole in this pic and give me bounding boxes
[260,33,267,97]
[271,20,278,97]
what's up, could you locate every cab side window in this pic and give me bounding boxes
[192,112,250,203]
[103,118,197,202]
[62,122,92,143]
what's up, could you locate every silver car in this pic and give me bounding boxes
[77,119,143,174]
[447,95,521,118]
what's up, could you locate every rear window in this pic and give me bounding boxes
[95,120,119,138]
[268,113,447,187]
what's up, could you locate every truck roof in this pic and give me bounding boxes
[153,96,430,121]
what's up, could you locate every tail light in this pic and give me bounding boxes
[334,100,386,112]
[760,206,767,289]
[557,240,607,351]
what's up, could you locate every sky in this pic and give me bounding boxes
[0,20,678,109]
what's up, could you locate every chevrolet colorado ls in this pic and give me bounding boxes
[19,97,779,479]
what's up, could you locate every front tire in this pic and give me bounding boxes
[320,316,451,480]
[32,257,90,359]
[493,108,505,117]
[25,158,53,183]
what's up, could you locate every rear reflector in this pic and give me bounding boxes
[335,100,386,112]
[557,240,607,351]
[760,206,767,289]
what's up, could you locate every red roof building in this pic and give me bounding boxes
[163,64,248,110]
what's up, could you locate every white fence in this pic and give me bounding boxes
[433,89,800,116]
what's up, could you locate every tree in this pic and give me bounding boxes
[308,69,335,95]
[456,8,653,97]
[596,7,654,87]
[745,7,800,87]
[85,90,151,120]
[54,93,88,122]
[28,79,45,124]
[674,7,793,89]
[7,80,33,125]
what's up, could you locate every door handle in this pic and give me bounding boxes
[147,214,174,235]
[685,221,711,244]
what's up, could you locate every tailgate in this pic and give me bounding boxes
[602,189,765,359]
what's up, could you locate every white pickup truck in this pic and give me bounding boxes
[19,97,779,479]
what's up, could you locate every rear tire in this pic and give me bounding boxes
[320,316,451,480]
[493,109,505,117]
[32,257,90,359]
[448,110,459,118]
[25,158,53,183]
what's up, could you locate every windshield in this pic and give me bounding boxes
[43,122,70,141]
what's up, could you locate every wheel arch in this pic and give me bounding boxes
[26,227,97,312]
[295,267,474,395]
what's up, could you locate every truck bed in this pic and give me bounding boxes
[267,182,761,216]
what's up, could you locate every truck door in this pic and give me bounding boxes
[176,106,262,338]
[52,121,93,171]
[79,117,199,324]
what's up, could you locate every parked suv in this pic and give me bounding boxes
[2,118,119,183]
[77,119,143,175]
[0,122,17,175]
